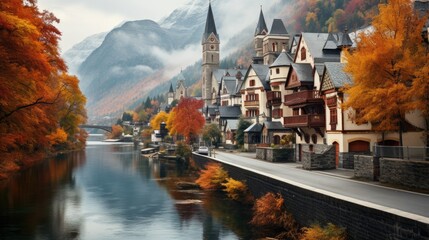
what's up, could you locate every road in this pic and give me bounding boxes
[211,151,429,222]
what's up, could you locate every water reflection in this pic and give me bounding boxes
[0,143,255,240]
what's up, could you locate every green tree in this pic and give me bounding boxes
[343,0,428,146]
[236,117,252,147]
[202,123,222,147]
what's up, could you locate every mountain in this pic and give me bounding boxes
[63,0,378,122]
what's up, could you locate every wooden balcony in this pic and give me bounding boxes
[267,91,282,107]
[284,90,323,107]
[244,100,259,107]
[283,114,325,128]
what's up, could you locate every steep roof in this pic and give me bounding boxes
[301,33,341,63]
[255,8,268,36]
[251,64,270,90]
[321,62,352,91]
[271,49,292,67]
[225,119,239,131]
[203,3,219,41]
[219,106,241,119]
[337,29,353,48]
[169,83,174,93]
[222,77,236,94]
[291,63,314,83]
[269,19,288,35]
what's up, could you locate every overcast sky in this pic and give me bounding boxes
[37,0,189,52]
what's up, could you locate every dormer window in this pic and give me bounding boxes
[301,47,307,61]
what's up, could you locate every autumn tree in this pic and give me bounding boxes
[171,97,205,143]
[343,0,428,146]
[150,111,169,131]
[202,123,222,147]
[0,0,87,170]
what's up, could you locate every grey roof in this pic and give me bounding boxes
[244,122,262,133]
[324,62,352,88]
[301,33,341,63]
[219,106,241,119]
[314,63,325,77]
[263,121,287,131]
[291,63,314,83]
[255,8,268,36]
[271,49,292,67]
[251,64,270,90]
[338,30,353,48]
[205,105,218,116]
[323,33,338,50]
[226,119,239,130]
[203,3,219,41]
[269,19,288,35]
[223,77,236,94]
[213,69,225,84]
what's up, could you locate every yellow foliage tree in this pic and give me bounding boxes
[301,223,346,240]
[150,111,169,130]
[343,0,428,146]
[222,178,254,203]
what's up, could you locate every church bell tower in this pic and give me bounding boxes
[202,2,219,106]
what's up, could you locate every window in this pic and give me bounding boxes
[272,43,276,52]
[249,79,255,86]
[272,108,283,118]
[301,47,307,61]
[276,68,280,74]
[330,108,337,130]
[293,108,299,116]
[246,94,259,101]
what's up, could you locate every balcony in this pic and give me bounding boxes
[283,114,325,128]
[284,90,323,107]
[267,91,282,107]
[244,100,259,107]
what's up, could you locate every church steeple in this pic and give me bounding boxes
[255,7,268,36]
[202,2,220,106]
[202,2,219,42]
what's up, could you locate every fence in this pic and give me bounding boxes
[373,145,429,161]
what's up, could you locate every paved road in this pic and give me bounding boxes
[210,151,429,222]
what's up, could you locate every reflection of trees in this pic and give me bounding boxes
[0,151,86,239]
[152,157,255,239]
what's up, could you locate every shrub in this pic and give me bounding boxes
[222,178,254,203]
[251,192,300,240]
[195,162,228,190]
[300,223,346,240]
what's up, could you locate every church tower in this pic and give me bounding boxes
[167,83,174,105]
[202,2,219,106]
[253,7,268,64]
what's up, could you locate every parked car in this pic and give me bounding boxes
[197,146,209,155]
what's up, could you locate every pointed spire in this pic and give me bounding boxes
[338,27,353,48]
[169,82,174,93]
[203,2,218,41]
[255,6,268,36]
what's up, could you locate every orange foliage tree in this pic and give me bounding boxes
[343,0,429,146]
[301,223,346,240]
[171,97,205,143]
[251,192,300,240]
[195,162,228,190]
[0,0,87,169]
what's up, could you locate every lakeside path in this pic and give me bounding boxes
[210,151,429,223]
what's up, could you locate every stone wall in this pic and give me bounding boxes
[380,158,429,190]
[340,151,371,169]
[192,154,429,240]
[256,147,295,162]
[354,155,376,181]
[301,144,336,170]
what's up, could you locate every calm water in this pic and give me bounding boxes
[0,137,255,240]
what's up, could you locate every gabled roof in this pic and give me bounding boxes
[244,122,262,133]
[205,105,218,116]
[222,77,236,94]
[337,30,353,48]
[291,63,313,83]
[271,49,292,68]
[251,64,270,90]
[269,19,288,35]
[219,106,241,119]
[299,33,341,63]
[321,62,352,92]
[255,8,268,36]
[203,3,219,42]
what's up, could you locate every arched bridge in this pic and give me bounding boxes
[79,125,112,133]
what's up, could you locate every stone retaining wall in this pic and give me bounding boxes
[301,144,336,170]
[354,155,376,180]
[380,158,429,190]
[256,147,295,162]
[193,153,429,240]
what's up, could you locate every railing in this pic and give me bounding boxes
[244,100,259,107]
[283,114,325,128]
[284,90,322,106]
[373,145,429,161]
